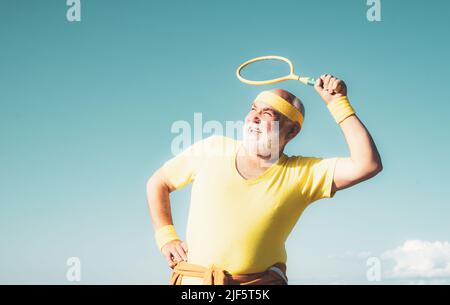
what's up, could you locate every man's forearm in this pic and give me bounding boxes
[338,114,382,173]
[146,171,174,230]
[146,170,187,264]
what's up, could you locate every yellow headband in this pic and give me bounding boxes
[255,91,304,126]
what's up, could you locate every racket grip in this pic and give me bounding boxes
[299,77,316,86]
[306,78,316,86]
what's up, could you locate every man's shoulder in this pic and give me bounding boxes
[202,134,238,146]
[284,154,323,167]
[195,135,238,157]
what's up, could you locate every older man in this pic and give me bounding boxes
[146,74,383,285]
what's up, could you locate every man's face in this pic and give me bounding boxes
[242,100,284,157]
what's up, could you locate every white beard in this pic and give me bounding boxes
[242,121,280,159]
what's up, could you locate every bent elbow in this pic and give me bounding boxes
[146,171,160,193]
[357,161,383,181]
[374,157,383,174]
[146,173,154,188]
[368,161,383,178]
[377,163,383,174]
[146,168,175,194]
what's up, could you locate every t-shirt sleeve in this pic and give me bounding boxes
[161,135,218,190]
[297,156,339,205]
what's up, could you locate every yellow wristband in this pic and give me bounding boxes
[327,96,356,124]
[155,225,180,251]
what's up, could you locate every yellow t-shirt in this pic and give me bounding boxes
[162,135,338,282]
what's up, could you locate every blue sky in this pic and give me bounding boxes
[0,0,449,284]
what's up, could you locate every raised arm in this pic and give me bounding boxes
[314,74,383,195]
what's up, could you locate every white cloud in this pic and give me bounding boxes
[381,240,450,279]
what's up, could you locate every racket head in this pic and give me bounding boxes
[236,55,299,85]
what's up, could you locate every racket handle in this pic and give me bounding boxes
[299,77,316,86]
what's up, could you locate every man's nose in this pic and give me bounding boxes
[250,112,261,124]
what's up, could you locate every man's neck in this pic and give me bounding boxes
[238,145,284,169]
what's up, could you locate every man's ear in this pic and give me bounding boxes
[284,122,301,142]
